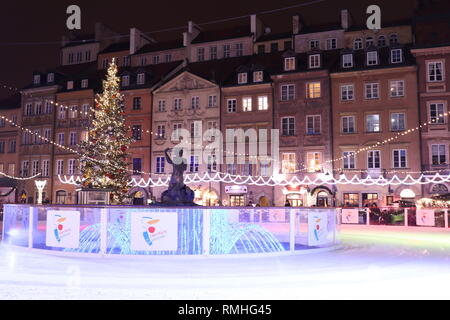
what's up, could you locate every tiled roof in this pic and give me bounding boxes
[191,25,253,44]
[256,31,292,42]
[134,40,184,55]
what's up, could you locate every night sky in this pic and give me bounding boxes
[0,0,417,101]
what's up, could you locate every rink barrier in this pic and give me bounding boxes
[1,205,340,257]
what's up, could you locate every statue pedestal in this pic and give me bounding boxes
[77,189,113,205]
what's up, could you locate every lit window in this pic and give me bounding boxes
[307,82,321,98]
[307,152,322,173]
[242,97,252,112]
[253,71,263,82]
[390,80,405,97]
[284,57,296,71]
[67,81,74,90]
[258,96,268,110]
[366,114,381,132]
[238,73,248,84]
[282,153,296,174]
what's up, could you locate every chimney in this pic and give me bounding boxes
[184,21,201,61]
[293,15,302,35]
[251,14,265,41]
[130,28,152,55]
[340,9,352,30]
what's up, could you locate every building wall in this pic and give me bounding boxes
[98,50,130,69]
[190,37,253,63]
[221,83,274,206]
[254,37,293,54]
[294,30,345,53]
[131,48,185,67]
[61,43,100,66]
[344,25,413,49]
[151,72,221,205]
[331,66,422,207]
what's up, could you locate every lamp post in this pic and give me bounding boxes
[35,180,47,205]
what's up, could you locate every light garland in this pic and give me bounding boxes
[0,172,43,181]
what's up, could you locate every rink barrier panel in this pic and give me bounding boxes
[1,205,341,257]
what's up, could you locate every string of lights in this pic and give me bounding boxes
[0,172,43,181]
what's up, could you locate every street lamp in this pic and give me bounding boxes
[35,180,47,205]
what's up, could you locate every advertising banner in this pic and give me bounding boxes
[416,209,435,227]
[45,211,81,249]
[341,209,360,224]
[131,211,178,251]
[308,210,329,246]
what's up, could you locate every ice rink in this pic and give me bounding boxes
[0,225,449,300]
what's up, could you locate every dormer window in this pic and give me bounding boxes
[342,54,353,68]
[238,72,248,84]
[253,71,263,82]
[122,75,130,87]
[391,49,403,64]
[137,73,145,85]
[367,51,378,66]
[67,81,74,90]
[284,57,296,71]
[365,37,374,48]
[309,40,320,50]
[33,75,41,85]
[309,54,321,69]
[47,73,54,83]
[81,79,89,89]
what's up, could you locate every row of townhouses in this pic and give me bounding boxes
[1,6,449,208]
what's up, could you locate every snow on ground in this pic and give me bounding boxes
[0,225,449,300]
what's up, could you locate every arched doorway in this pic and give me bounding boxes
[311,186,333,207]
[129,188,149,206]
[55,190,67,204]
[133,191,145,206]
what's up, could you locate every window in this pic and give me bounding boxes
[368,150,381,169]
[257,45,265,54]
[260,161,271,176]
[307,115,321,135]
[140,57,147,66]
[344,193,359,207]
[227,99,237,113]
[281,84,295,101]
[189,156,199,173]
[227,164,237,175]
[81,79,88,88]
[309,40,319,50]
[81,104,89,117]
[258,96,268,110]
[9,140,16,153]
[190,122,201,138]
[365,83,379,99]
[174,98,182,111]
[342,116,355,133]
[207,121,217,130]
[137,73,145,85]
[390,80,404,97]
[238,73,248,84]
[365,52,378,67]
[129,97,141,111]
[25,103,33,116]
[67,81,74,90]
[210,46,217,60]
[76,52,82,62]
[428,61,444,82]
[307,82,321,98]
[0,118,5,128]
[432,144,446,165]
[354,38,363,50]
[172,123,182,141]
[242,162,253,176]
[0,141,4,153]
[191,96,200,110]
[69,105,77,118]
[164,53,172,63]
[430,103,445,124]
[156,157,165,174]
[366,114,381,132]
[326,38,337,49]
[341,85,354,101]
[197,48,205,61]
[158,100,166,112]
[44,129,51,143]
[152,55,160,64]
[253,71,263,82]
[56,191,67,205]
[391,113,406,131]
[342,54,353,68]
[35,103,42,115]
[207,155,217,172]
[122,75,130,86]
[391,49,403,63]
[389,33,398,45]
[208,95,217,108]
[236,43,244,56]
[123,56,130,66]
[365,37,374,47]
[42,160,49,177]
[58,133,65,146]
[281,117,295,136]
[33,75,41,85]
[21,161,29,177]
[362,193,379,207]
[58,106,66,120]
[45,102,52,114]
[309,54,321,68]
[56,160,64,175]
[157,125,166,139]
[68,53,74,64]
[230,195,245,207]
[307,152,322,173]
[85,51,91,61]
[69,132,77,146]
[377,35,386,47]
[343,152,356,169]
[223,44,231,58]
[132,125,142,141]
[270,43,279,53]
[284,57,296,71]
[68,159,76,175]
[242,97,252,112]
[393,149,407,168]
[47,73,54,83]
[32,161,40,176]
[33,130,40,144]
[132,158,142,174]
[282,153,296,174]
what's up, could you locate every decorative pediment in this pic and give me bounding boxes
[157,72,216,93]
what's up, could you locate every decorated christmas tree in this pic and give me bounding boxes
[79,58,132,204]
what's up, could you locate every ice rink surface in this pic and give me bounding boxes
[0,225,449,300]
